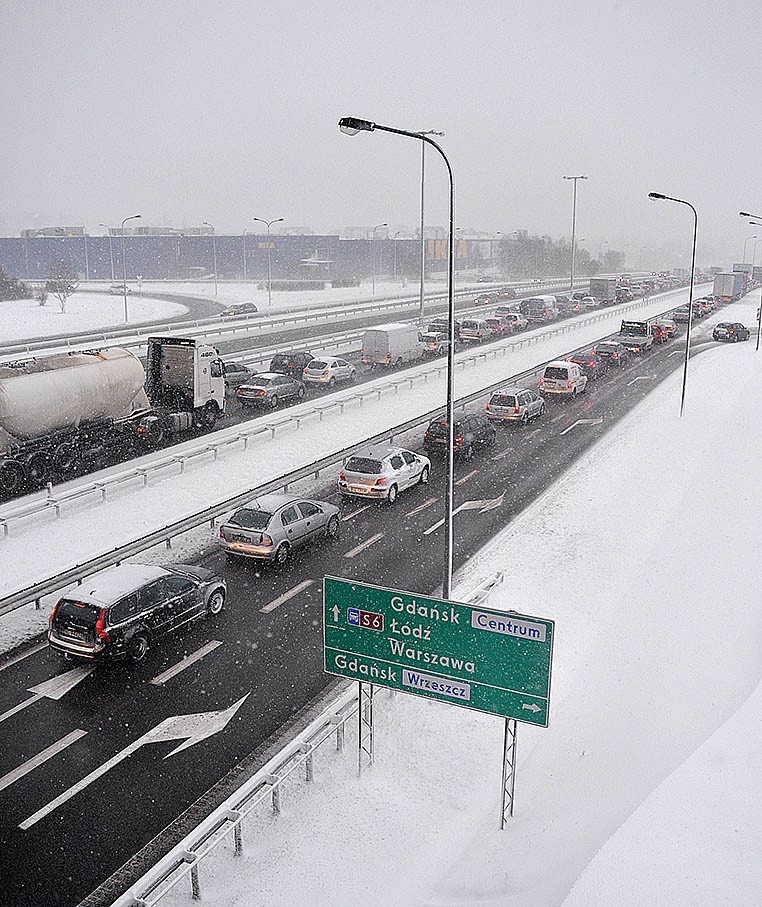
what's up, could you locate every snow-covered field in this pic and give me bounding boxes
[153,310,761,907]
[0,292,188,342]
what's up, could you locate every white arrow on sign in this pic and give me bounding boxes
[19,694,249,830]
[0,664,96,724]
[423,492,505,535]
[522,703,541,713]
[560,418,603,436]
[331,604,340,623]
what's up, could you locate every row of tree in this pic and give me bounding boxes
[0,261,80,311]
[496,233,626,278]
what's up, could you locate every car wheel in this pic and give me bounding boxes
[521,411,529,426]
[297,385,306,399]
[274,542,290,566]
[326,514,340,539]
[269,395,279,408]
[207,589,225,616]
[538,402,545,418]
[328,376,336,388]
[387,484,398,504]
[463,444,474,461]
[419,466,430,485]
[127,634,149,663]
[572,388,577,398]
[350,369,357,380]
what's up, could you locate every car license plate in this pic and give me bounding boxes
[349,484,372,493]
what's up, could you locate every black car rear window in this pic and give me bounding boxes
[345,456,382,474]
[427,420,462,434]
[55,599,100,625]
[715,323,731,329]
[229,508,272,529]
[544,367,567,379]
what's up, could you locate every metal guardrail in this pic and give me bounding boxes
[108,572,504,907]
[0,277,589,360]
[0,292,678,617]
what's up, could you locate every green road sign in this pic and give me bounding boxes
[323,576,554,726]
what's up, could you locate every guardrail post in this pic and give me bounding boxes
[306,751,314,782]
[234,822,243,856]
[165,538,172,549]
[190,864,201,900]
[272,785,281,815]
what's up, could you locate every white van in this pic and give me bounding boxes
[361,323,425,368]
[459,318,492,342]
[539,360,588,397]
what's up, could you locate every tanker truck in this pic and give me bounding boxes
[0,336,226,495]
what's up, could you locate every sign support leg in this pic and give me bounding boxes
[500,718,518,828]
[358,682,374,775]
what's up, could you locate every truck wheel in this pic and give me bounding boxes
[0,461,24,496]
[201,402,218,429]
[52,442,77,475]
[25,451,51,485]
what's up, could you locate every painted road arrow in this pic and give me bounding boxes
[0,665,96,724]
[424,492,505,535]
[627,375,654,386]
[19,694,249,829]
[560,418,604,436]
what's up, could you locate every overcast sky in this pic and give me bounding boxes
[2,0,760,267]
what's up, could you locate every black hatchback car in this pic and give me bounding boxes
[424,413,496,460]
[713,322,750,342]
[270,350,315,378]
[48,563,226,663]
[568,350,609,380]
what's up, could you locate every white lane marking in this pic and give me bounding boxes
[627,375,654,386]
[423,493,505,535]
[424,518,444,535]
[341,504,373,522]
[560,418,604,436]
[407,497,438,517]
[0,729,87,793]
[550,412,567,423]
[0,642,47,673]
[150,641,223,685]
[492,446,514,461]
[260,580,314,613]
[0,664,96,724]
[455,469,478,486]
[344,532,384,558]
[526,428,542,439]
[669,350,682,357]
[0,694,40,724]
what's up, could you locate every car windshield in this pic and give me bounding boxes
[345,456,382,475]
[491,394,517,407]
[544,367,567,379]
[309,361,328,369]
[228,508,272,529]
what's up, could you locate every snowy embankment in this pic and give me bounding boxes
[156,312,760,907]
[0,288,695,603]
[0,293,187,341]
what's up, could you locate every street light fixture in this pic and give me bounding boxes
[339,116,457,599]
[370,222,387,297]
[742,234,757,263]
[253,217,284,308]
[649,192,698,415]
[202,222,218,296]
[417,129,445,319]
[739,212,762,350]
[563,175,587,297]
[120,214,141,322]
[99,223,115,282]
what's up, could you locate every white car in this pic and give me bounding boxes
[580,296,600,310]
[109,283,132,295]
[338,446,430,504]
[303,356,356,386]
[539,360,588,397]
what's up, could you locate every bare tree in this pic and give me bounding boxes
[45,259,79,313]
[34,284,49,306]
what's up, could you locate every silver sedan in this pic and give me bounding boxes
[236,372,306,408]
[219,493,340,565]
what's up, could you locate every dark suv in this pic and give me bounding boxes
[270,350,315,378]
[48,563,226,663]
[423,413,496,460]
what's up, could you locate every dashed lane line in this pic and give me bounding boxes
[407,497,438,517]
[0,729,87,793]
[0,642,46,673]
[492,446,515,461]
[455,469,478,486]
[150,640,224,685]
[341,504,373,521]
[260,580,315,613]
[344,532,384,558]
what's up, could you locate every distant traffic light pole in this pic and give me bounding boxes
[339,116,456,599]
[739,211,762,350]
[649,192,698,416]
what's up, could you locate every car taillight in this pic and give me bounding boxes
[339,471,346,481]
[260,533,273,547]
[485,403,491,411]
[49,601,60,624]
[455,435,464,445]
[514,406,520,414]
[256,389,265,395]
[567,380,573,388]
[539,377,545,386]
[219,527,225,538]
[322,370,330,376]
[375,477,388,486]
[95,608,110,643]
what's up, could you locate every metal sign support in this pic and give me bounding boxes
[500,717,518,828]
[358,682,375,775]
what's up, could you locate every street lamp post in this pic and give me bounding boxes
[120,214,141,322]
[742,234,757,264]
[393,231,403,282]
[563,175,587,297]
[417,130,445,321]
[598,240,608,265]
[99,223,115,282]
[202,221,218,296]
[340,116,456,598]
[370,222,387,297]
[253,217,284,308]
[83,233,90,281]
[497,231,518,280]
[649,192,698,415]
[739,212,762,350]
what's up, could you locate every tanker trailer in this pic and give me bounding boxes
[0,337,226,495]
